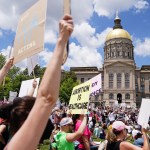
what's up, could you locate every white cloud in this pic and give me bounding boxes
[134,38,150,57]
[93,0,149,17]
[64,42,103,69]
[72,22,112,48]
[0,46,12,58]
[39,48,53,67]
[134,0,149,12]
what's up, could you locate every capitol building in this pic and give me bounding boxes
[70,14,150,108]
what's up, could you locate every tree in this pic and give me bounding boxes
[59,71,79,104]
[0,54,6,69]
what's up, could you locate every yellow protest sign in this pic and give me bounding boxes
[68,81,91,114]
[13,0,47,64]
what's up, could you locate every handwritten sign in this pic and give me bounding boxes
[89,74,102,96]
[13,0,47,64]
[69,81,91,114]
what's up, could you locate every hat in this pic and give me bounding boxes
[112,121,128,131]
[59,117,73,127]
[132,129,142,138]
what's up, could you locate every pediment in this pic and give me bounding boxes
[104,61,135,68]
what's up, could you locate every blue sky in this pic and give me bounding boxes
[0,0,150,70]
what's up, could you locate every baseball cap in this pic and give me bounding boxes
[59,117,73,127]
[112,121,128,131]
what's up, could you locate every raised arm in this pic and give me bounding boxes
[6,14,74,150]
[27,79,37,96]
[66,115,87,142]
[0,57,14,84]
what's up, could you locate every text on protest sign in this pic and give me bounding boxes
[13,0,47,64]
[69,81,91,114]
[89,74,102,97]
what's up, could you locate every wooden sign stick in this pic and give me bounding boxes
[62,0,71,65]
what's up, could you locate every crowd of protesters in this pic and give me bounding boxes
[0,14,150,150]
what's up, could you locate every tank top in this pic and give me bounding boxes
[106,141,122,150]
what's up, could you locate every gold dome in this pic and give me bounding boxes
[106,28,131,41]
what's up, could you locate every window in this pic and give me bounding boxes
[109,93,114,99]
[125,73,130,88]
[141,77,145,82]
[135,75,138,83]
[135,84,138,92]
[81,78,84,83]
[109,73,113,89]
[117,73,122,88]
[141,85,145,92]
[128,52,130,57]
[125,93,130,99]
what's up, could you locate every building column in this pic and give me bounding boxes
[130,71,133,88]
[122,72,125,88]
[114,72,117,88]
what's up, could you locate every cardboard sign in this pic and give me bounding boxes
[89,74,102,96]
[68,81,91,114]
[138,98,150,127]
[19,78,40,97]
[13,0,47,64]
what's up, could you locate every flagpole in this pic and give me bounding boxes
[30,58,36,79]
[2,39,14,100]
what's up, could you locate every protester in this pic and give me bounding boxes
[106,121,150,150]
[4,14,74,150]
[132,130,144,147]
[74,114,99,150]
[0,57,14,84]
[53,115,87,150]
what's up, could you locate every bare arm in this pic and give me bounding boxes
[6,14,73,150]
[27,79,37,96]
[120,128,150,150]
[66,115,87,142]
[0,57,14,84]
[82,135,90,150]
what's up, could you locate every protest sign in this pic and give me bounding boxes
[8,91,18,102]
[19,78,40,97]
[138,98,150,127]
[13,0,47,64]
[89,74,102,96]
[27,54,38,75]
[69,81,91,114]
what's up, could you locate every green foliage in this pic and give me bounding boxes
[0,54,6,69]
[59,71,79,103]
[38,140,50,150]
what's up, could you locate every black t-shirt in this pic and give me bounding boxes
[39,119,54,144]
[106,141,122,150]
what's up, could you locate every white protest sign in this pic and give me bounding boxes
[19,78,40,97]
[27,54,38,75]
[13,0,47,64]
[8,91,18,102]
[89,74,102,96]
[69,81,91,114]
[138,98,150,126]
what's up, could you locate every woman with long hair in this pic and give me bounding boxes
[106,121,150,150]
